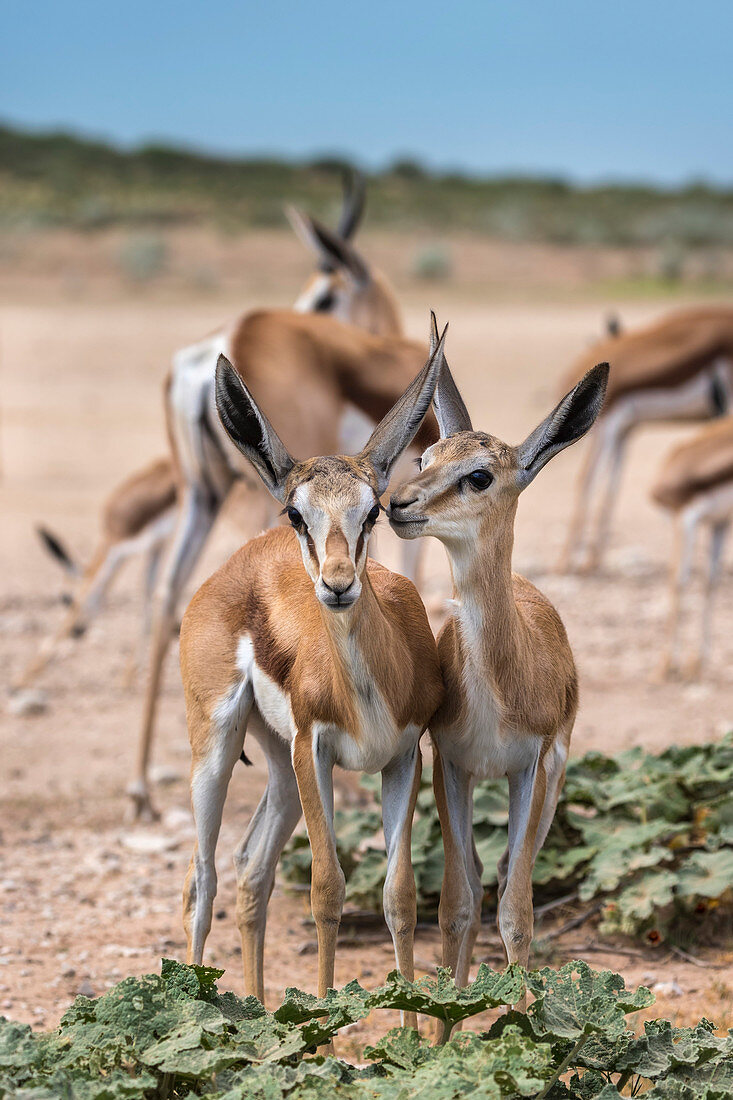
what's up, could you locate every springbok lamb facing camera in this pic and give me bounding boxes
[388,316,608,1010]
[558,305,732,573]
[179,326,445,1021]
[131,175,434,820]
[651,414,733,679]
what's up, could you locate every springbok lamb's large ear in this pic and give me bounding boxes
[516,363,609,489]
[429,310,473,437]
[361,317,448,493]
[336,168,366,241]
[286,206,370,284]
[215,355,295,502]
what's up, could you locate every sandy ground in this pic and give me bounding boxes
[2,260,733,1046]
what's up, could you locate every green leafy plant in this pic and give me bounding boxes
[1,961,730,1099]
[282,734,733,942]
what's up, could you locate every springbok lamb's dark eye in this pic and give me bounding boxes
[364,503,381,527]
[315,291,335,313]
[466,469,493,491]
[287,507,305,531]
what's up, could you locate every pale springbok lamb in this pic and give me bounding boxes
[389,318,608,1015]
[180,328,445,1022]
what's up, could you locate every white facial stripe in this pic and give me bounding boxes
[292,481,376,570]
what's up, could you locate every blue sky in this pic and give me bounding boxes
[3,1,732,184]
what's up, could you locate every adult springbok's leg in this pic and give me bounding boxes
[131,487,221,820]
[381,743,423,1029]
[657,511,698,680]
[183,680,252,966]
[233,723,302,1004]
[690,519,729,678]
[122,518,174,689]
[556,425,605,573]
[582,423,632,573]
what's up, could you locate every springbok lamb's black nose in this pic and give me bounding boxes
[389,495,418,513]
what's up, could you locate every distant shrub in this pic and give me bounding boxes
[411,242,452,280]
[657,239,686,283]
[117,232,168,283]
[390,157,426,180]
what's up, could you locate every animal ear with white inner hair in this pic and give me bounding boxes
[214,354,295,502]
[286,206,370,284]
[516,362,610,489]
[429,310,473,437]
[336,168,366,240]
[360,315,448,494]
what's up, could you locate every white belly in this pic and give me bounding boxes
[434,715,542,780]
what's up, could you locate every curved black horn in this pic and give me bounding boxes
[336,169,366,240]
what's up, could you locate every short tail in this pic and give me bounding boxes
[36,526,82,577]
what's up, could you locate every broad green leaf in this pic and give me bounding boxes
[527,960,654,1041]
[370,965,524,1028]
[676,849,733,900]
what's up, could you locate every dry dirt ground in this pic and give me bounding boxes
[1,240,733,1048]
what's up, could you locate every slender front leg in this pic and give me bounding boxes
[291,728,345,998]
[498,753,548,971]
[381,743,422,1028]
[183,683,251,966]
[432,748,476,974]
[131,488,220,820]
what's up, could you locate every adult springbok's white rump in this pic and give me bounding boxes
[13,458,178,695]
[558,305,732,573]
[132,178,432,821]
[388,317,608,1006]
[179,328,445,1020]
[651,414,733,679]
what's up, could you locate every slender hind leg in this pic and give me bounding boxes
[183,680,252,965]
[131,488,221,820]
[688,519,729,678]
[557,427,604,572]
[233,724,302,1004]
[122,535,168,689]
[582,426,631,573]
[381,743,423,1028]
[657,511,698,680]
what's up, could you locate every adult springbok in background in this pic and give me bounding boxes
[180,329,445,1019]
[651,414,733,679]
[11,173,381,705]
[389,318,608,1007]
[558,306,732,573]
[131,178,436,820]
[13,458,177,695]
